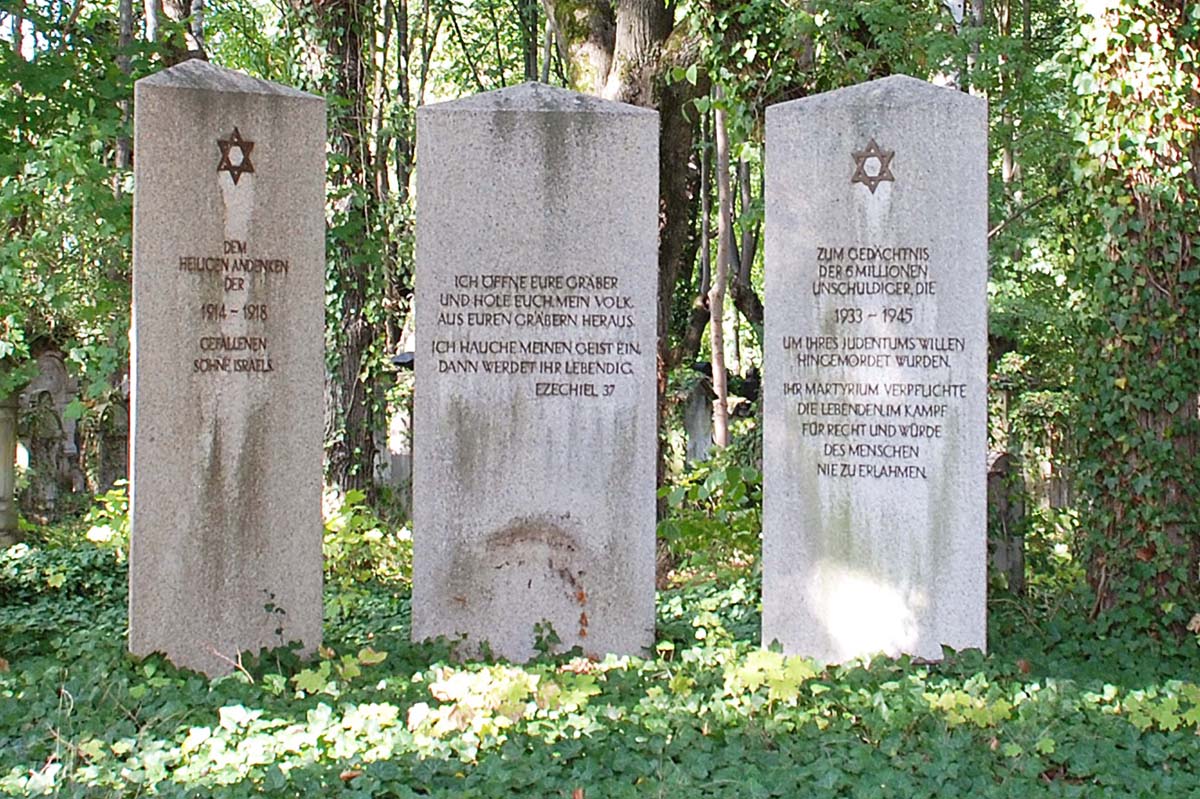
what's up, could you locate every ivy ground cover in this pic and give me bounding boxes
[2,542,1200,798]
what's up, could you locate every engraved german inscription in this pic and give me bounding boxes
[431,272,640,399]
[180,239,281,376]
[783,242,967,479]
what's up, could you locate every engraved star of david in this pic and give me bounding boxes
[850,138,895,194]
[217,127,255,185]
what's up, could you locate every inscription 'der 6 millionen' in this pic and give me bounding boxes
[784,242,968,481]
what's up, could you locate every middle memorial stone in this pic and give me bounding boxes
[413,83,659,661]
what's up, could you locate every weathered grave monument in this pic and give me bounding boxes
[130,60,325,676]
[0,392,17,547]
[414,83,658,661]
[762,75,987,662]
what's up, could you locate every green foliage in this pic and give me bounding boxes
[657,577,760,647]
[1065,0,1200,634]
[79,482,130,554]
[5,529,1200,797]
[427,0,548,93]
[204,0,309,85]
[0,2,136,399]
[685,0,964,110]
[0,538,124,605]
[323,489,413,590]
[658,448,762,577]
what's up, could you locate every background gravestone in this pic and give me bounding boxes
[0,392,17,546]
[684,378,714,464]
[130,60,325,677]
[17,349,86,522]
[762,75,987,662]
[414,83,658,662]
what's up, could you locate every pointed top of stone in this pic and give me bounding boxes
[136,59,321,101]
[422,81,656,116]
[769,73,982,115]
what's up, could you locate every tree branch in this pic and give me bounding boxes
[988,191,1055,240]
[447,3,487,91]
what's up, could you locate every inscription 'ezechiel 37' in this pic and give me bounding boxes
[217,127,255,184]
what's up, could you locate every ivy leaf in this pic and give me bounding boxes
[293,662,332,694]
[357,646,388,666]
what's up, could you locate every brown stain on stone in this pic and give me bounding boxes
[440,513,598,657]
[484,515,587,606]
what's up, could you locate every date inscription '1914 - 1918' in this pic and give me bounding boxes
[179,238,283,375]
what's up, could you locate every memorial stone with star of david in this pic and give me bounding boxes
[763,75,988,664]
[130,59,326,677]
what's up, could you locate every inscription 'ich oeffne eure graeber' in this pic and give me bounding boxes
[430,271,641,399]
[784,243,968,481]
[178,238,284,376]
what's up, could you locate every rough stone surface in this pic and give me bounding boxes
[414,82,658,662]
[130,60,325,677]
[684,380,714,464]
[762,75,987,662]
[0,394,17,546]
[23,350,79,466]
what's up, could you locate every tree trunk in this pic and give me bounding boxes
[540,0,569,81]
[10,1,23,55]
[670,103,711,372]
[372,0,393,201]
[320,0,381,497]
[116,0,133,180]
[730,158,763,326]
[157,0,205,62]
[188,0,204,52]
[967,0,985,89]
[710,89,732,448]
[514,0,539,81]
[144,0,159,43]
[699,106,711,296]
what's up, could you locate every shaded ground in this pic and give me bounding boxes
[2,540,1199,798]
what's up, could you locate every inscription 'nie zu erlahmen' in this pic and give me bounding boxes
[790,241,966,481]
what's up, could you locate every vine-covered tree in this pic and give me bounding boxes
[1069,0,1200,634]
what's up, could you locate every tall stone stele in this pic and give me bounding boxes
[130,60,325,677]
[762,75,988,662]
[414,83,659,662]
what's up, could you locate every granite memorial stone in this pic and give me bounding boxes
[414,82,658,662]
[762,75,987,662]
[130,60,325,676]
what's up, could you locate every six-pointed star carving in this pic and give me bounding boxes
[217,127,255,185]
[850,138,895,194]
